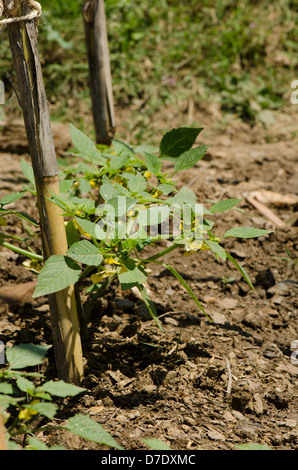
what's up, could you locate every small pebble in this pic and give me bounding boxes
[284,419,297,428]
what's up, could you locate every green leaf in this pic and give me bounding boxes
[67,240,103,266]
[156,183,175,195]
[99,182,118,201]
[163,264,212,320]
[159,127,203,158]
[137,192,164,204]
[112,140,135,159]
[145,153,162,175]
[88,153,107,166]
[0,394,23,411]
[26,436,65,451]
[137,284,163,331]
[71,197,96,215]
[174,145,209,172]
[226,252,255,291]
[79,178,92,195]
[59,179,74,194]
[7,440,21,450]
[112,182,132,198]
[135,144,159,155]
[29,401,58,419]
[209,199,241,214]
[66,414,123,449]
[20,159,35,186]
[205,240,226,260]
[65,220,81,246]
[202,219,214,230]
[120,238,139,254]
[127,173,147,193]
[16,376,35,394]
[74,217,106,240]
[167,186,197,206]
[38,380,86,398]
[48,193,75,213]
[2,371,44,379]
[143,438,171,450]
[70,124,102,164]
[33,255,81,298]
[109,154,130,169]
[223,227,273,238]
[0,383,14,394]
[118,258,147,290]
[103,196,136,218]
[0,191,27,207]
[5,344,51,370]
[77,162,98,176]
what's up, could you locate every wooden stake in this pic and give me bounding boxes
[83,0,115,145]
[6,1,84,384]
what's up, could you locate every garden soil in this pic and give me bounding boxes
[0,107,297,450]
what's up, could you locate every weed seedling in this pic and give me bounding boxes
[0,343,122,450]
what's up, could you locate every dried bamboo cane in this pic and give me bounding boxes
[5,0,84,384]
[83,0,115,145]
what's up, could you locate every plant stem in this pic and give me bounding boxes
[76,265,96,288]
[141,243,179,263]
[1,210,39,227]
[0,240,43,261]
[7,416,20,436]
[83,276,113,318]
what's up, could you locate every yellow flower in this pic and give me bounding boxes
[18,400,40,421]
[200,242,210,250]
[105,257,119,265]
[74,210,85,217]
[91,269,115,284]
[91,272,105,284]
[18,408,36,421]
[23,259,42,273]
[144,171,151,179]
[125,167,134,174]
[184,239,204,255]
[90,179,98,188]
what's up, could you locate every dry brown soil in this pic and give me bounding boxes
[0,108,297,450]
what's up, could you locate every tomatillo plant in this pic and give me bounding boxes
[0,125,272,331]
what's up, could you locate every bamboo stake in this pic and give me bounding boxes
[5,1,84,384]
[0,412,7,450]
[83,0,115,145]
